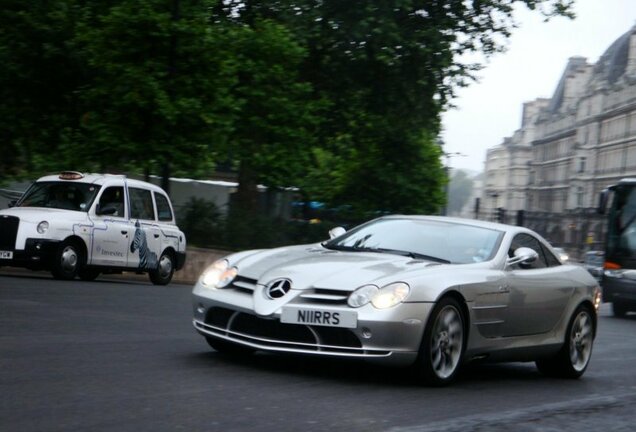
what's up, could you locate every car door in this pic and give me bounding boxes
[90,185,133,267]
[465,275,510,339]
[502,234,574,337]
[128,187,160,270]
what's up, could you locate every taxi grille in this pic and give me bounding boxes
[0,216,19,250]
[204,307,362,349]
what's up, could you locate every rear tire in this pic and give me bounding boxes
[414,297,465,386]
[149,251,174,285]
[536,305,595,379]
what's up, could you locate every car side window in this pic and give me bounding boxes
[129,187,155,221]
[509,233,547,269]
[541,244,561,267]
[98,186,125,217]
[154,192,173,222]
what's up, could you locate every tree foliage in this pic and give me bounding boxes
[0,0,573,215]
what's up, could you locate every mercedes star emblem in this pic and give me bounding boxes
[266,278,292,299]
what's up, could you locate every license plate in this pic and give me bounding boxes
[281,307,357,328]
[0,251,13,259]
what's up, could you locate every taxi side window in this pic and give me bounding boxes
[154,193,173,222]
[129,187,155,220]
[509,233,548,269]
[98,187,125,217]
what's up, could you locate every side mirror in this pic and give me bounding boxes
[8,200,16,208]
[329,226,346,239]
[507,247,538,267]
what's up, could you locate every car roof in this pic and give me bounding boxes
[36,173,168,194]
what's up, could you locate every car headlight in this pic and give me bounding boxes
[200,259,238,289]
[37,221,49,234]
[348,282,410,309]
[371,282,410,309]
[347,285,379,307]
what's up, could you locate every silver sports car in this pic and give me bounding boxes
[192,216,601,385]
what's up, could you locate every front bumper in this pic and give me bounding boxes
[0,238,60,270]
[192,291,432,367]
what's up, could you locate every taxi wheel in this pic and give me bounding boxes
[149,251,174,285]
[51,241,83,280]
[414,297,466,386]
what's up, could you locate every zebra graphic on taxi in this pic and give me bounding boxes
[130,221,158,269]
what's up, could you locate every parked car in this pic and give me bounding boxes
[0,171,186,284]
[192,216,600,385]
[583,250,604,282]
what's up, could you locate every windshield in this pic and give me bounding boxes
[607,185,636,259]
[324,218,504,264]
[17,181,101,212]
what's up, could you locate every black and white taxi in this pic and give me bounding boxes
[0,172,186,284]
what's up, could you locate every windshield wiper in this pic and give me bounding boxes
[368,248,451,264]
[324,244,450,264]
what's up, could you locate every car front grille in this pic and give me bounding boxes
[228,275,351,306]
[0,216,19,250]
[228,275,258,294]
[201,306,366,354]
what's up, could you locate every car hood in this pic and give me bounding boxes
[0,207,88,224]
[233,244,445,291]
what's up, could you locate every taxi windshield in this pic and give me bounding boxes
[17,181,100,212]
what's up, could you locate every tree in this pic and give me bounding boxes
[75,0,237,191]
[215,0,573,215]
[220,20,320,214]
[0,1,86,178]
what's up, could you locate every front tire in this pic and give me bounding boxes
[414,297,465,386]
[51,241,83,280]
[206,336,254,356]
[149,251,174,285]
[536,305,595,379]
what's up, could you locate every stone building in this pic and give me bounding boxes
[482,24,636,256]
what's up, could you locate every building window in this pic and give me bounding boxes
[578,157,586,173]
[577,186,584,208]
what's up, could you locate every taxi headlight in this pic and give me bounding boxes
[347,285,379,308]
[37,221,49,234]
[200,259,238,289]
[371,282,410,309]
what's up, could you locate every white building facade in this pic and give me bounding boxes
[482,25,636,254]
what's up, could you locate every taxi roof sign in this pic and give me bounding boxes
[59,171,84,180]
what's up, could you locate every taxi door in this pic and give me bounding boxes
[127,187,161,270]
[89,185,132,267]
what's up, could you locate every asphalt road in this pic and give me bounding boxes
[2,272,636,432]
